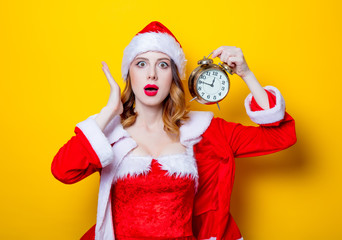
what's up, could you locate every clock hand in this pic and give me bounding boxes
[202,81,212,86]
[210,78,216,87]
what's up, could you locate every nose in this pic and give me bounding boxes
[147,66,157,81]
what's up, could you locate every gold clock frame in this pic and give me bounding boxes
[188,56,231,105]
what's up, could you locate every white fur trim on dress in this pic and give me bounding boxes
[244,86,285,125]
[121,32,187,80]
[180,111,214,148]
[114,153,199,190]
[114,155,152,182]
[76,117,114,168]
[158,154,198,181]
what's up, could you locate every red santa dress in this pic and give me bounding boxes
[51,86,296,240]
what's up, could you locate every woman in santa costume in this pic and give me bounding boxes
[51,21,296,240]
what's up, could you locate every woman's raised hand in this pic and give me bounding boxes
[101,61,123,115]
[95,62,123,131]
[211,46,252,79]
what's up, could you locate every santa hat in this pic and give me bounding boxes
[121,21,186,80]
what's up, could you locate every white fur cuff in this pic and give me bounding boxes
[76,117,114,167]
[244,86,286,125]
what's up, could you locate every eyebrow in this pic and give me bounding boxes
[134,57,171,61]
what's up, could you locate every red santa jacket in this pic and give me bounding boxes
[51,86,296,240]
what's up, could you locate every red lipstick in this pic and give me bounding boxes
[144,84,159,96]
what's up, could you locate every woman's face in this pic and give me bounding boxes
[129,51,173,108]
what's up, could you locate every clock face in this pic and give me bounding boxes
[196,69,229,102]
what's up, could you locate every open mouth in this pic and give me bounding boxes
[144,84,159,96]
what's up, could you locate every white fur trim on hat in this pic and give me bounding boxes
[121,32,187,80]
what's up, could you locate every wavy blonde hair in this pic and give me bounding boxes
[120,60,189,136]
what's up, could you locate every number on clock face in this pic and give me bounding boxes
[196,69,229,102]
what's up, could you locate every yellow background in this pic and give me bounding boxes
[1,0,341,239]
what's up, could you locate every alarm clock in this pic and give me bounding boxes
[188,53,233,108]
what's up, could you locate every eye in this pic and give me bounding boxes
[136,61,146,67]
[159,61,169,69]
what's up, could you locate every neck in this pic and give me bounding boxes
[134,103,164,130]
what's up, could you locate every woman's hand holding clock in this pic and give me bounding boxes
[211,46,252,79]
[212,46,270,109]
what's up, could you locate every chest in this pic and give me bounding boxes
[125,127,186,159]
